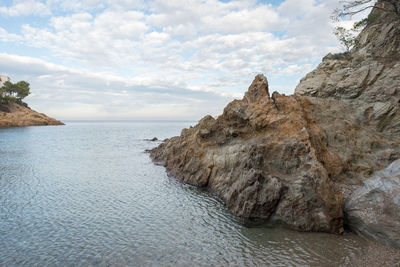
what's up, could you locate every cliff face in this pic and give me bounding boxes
[295,3,400,103]
[150,3,400,242]
[0,102,64,128]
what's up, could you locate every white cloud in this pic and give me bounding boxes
[0,27,23,42]
[0,0,51,17]
[0,0,358,119]
[0,53,239,120]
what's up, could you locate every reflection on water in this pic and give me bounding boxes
[0,122,367,266]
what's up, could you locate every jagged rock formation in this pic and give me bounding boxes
[152,75,344,233]
[346,159,400,249]
[0,101,63,127]
[151,73,400,234]
[150,1,400,244]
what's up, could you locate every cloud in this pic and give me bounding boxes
[0,53,239,120]
[0,27,23,42]
[0,0,51,17]
[0,0,354,119]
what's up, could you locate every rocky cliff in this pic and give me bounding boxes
[0,101,63,127]
[150,2,400,245]
[295,1,400,103]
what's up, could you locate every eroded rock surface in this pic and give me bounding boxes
[346,159,400,249]
[0,102,64,128]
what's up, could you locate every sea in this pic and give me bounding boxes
[0,121,369,266]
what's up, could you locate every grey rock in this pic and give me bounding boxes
[346,159,400,249]
[295,7,400,104]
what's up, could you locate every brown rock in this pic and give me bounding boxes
[0,102,64,128]
[150,4,400,242]
[151,69,400,234]
[152,77,348,233]
[244,74,269,103]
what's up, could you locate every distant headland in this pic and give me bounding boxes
[0,76,64,128]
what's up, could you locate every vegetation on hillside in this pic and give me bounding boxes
[0,81,30,105]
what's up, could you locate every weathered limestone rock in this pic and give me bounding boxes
[0,102,63,128]
[346,159,400,249]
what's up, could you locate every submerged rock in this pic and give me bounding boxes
[346,159,400,249]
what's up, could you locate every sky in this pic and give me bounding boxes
[0,0,355,120]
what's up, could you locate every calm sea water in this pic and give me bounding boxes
[0,121,368,266]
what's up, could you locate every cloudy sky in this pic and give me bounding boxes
[0,0,350,120]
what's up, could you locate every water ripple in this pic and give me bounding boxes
[0,122,369,266]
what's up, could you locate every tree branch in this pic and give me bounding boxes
[337,0,400,19]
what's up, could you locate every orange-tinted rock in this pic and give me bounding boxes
[0,102,64,128]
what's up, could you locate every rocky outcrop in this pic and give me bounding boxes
[0,101,63,128]
[151,73,400,234]
[152,75,344,233]
[346,159,400,249]
[150,1,400,244]
[292,1,400,247]
[295,3,400,104]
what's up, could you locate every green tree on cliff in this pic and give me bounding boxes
[333,26,356,52]
[0,81,30,102]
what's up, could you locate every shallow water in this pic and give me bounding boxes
[0,121,368,266]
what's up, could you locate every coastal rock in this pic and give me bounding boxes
[293,3,400,247]
[295,5,400,104]
[0,102,64,128]
[150,2,400,242]
[151,73,400,234]
[346,159,400,249]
